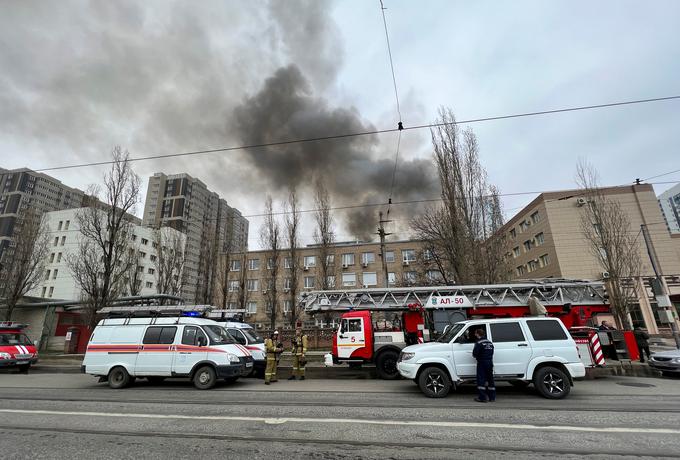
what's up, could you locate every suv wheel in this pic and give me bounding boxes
[418,366,451,398]
[376,350,400,380]
[534,366,570,399]
[193,365,217,390]
[108,366,131,389]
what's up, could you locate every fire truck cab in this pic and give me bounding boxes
[0,322,39,371]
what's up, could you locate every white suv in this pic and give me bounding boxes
[397,317,585,399]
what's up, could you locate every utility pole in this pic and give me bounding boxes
[641,224,680,348]
[377,212,392,288]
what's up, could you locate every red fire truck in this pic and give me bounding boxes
[0,322,39,371]
[301,281,610,379]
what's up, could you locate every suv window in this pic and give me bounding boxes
[526,320,567,341]
[143,326,177,344]
[227,328,247,345]
[490,322,526,342]
[182,326,207,346]
[455,324,488,344]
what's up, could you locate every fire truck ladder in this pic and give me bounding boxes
[301,280,607,313]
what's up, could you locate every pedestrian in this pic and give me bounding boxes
[288,325,308,380]
[264,330,282,385]
[472,328,495,403]
[634,326,651,363]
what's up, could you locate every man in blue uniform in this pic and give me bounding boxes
[472,328,495,402]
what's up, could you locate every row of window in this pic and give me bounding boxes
[516,254,551,276]
[512,232,545,257]
[56,220,71,231]
[53,235,66,247]
[231,249,420,272]
[509,210,541,239]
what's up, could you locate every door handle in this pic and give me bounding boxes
[517,343,528,347]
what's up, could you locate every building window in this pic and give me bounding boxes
[137,266,144,273]
[527,260,539,272]
[426,270,443,282]
[342,272,356,287]
[247,301,257,314]
[531,211,541,224]
[53,237,59,247]
[403,271,416,284]
[423,249,434,261]
[50,253,55,263]
[523,240,533,251]
[41,287,46,297]
[248,259,260,270]
[64,220,70,230]
[513,247,520,258]
[131,234,137,241]
[141,238,149,245]
[145,281,153,289]
[267,258,275,269]
[402,249,416,263]
[361,252,375,265]
[247,279,259,291]
[227,302,238,310]
[326,276,336,288]
[150,255,156,262]
[341,253,355,266]
[228,280,239,292]
[535,232,545,245]
[284,278,292,290]
[60,236,66,246]
[148,268,155,275]
[304,276,315,289]
[384,251,395,263]
[284,257,292,269]
[304,256,316,267]
[48,287,54,298]
[57,252,62,263]
[539,254,551,267]
[58,221,63,231]
[45,269,50,281]
[517,265,526,276]
[387,272,396,285]
[140,252,147,258]
[509,228,516,239]
[230,260,241,271]
[362,272,377,286]
[283,300,292,314]
[53,269,58,280]
[326,254,335,265]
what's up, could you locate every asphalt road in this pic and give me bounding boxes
[0,372,679,459]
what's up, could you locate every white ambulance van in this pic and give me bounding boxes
[216,321,266,377]
[82,315,253,390]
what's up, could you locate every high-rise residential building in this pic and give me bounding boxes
[142,172,249,304]
[658,183,680,235]
[499,183,680,334]
[0,167,89,261]
[28,208,186,301]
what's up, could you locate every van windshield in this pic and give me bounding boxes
[242,328,264,344]
[437,323,465,343]
[203,325,236,345]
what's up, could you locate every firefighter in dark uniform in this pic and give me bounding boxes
[472,328,496,402]
[288,326,308,380]
[264,330,282,385]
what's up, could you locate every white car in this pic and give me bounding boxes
[217,321,266,377]
[82,316,253,389]
[397,317,584,399]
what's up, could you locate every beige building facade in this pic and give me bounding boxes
[501,184,680,333]
[215,240,435,330]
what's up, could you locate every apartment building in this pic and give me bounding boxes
[500,184,680,333]
[142,172,249,303]
[218,239,435,330]
[0,167,88,260]
[658,183,680,235]
[28,208,186,301]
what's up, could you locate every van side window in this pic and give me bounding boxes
[526,320,567,341]
[227,329,247,345]
[143,326,177,344]
[182,326,207,346]
[490,322,525,342]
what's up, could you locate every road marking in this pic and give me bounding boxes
[0,408,678,434]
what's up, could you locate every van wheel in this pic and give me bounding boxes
[193,366,217,390]
[376,350,400,380]
[534,366,570,399]
[108,366,131,389]
[418,367,451,398]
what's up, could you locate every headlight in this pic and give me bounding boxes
[0,352,11,360]
[226,353,241,364]
[399,352,415,362]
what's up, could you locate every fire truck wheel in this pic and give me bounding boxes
[418,367,451,398]
[193,365,217,390]
[534,366,570,399]
[108,366,131,389]
[376,350,400,380]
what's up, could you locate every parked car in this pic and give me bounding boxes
[648,349,680,376]
[82,316,253,389]
[216,321,266,377]
[0,322,39,372]
[397,317,585,399]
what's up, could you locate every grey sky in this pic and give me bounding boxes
[1,0,679,247]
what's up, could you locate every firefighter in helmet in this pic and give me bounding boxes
[288,325,308,380]
[264,330,282,385]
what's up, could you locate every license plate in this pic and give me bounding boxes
[246,362,253,368]
[17,361,29,365]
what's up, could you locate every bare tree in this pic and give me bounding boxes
[230,253,250,310]
[285,187,301,329]
[154,228,186,304]
[67,147,141,328]
[123,243,143,297]
[260,196,281,329]
[313,179,336,326]
[0,210,50,320]
[576,160,641,329]
[411,108,507,284]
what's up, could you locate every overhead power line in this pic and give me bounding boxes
[32,95,680,173]
[642,168,680,182]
